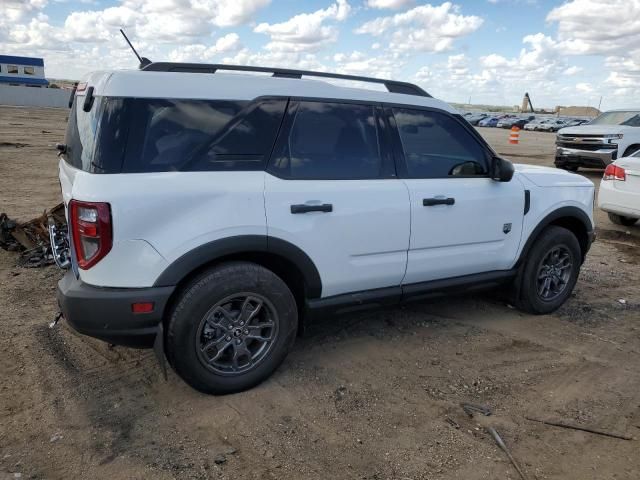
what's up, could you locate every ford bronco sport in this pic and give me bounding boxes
[54,63,595,394]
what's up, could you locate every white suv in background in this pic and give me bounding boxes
[54,63,595,394]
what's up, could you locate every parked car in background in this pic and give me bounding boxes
[496,117,517,128]
[556,109,640,171]
[597,150,640,226]
[538,119,569,132]
[511,118,535,129]
[466,113,488,125]
[498,116,535,129]
[524,119,551,131]
[478,116,500,127]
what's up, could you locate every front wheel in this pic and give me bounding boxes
[608,212,638,226]
[166,262,298,394]
[516,226,581,314]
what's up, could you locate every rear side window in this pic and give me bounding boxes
[123,99,286,173]
[394,108,489,178]
[63,96,286,173]
[63,96,104,171]
[270,101,382,179]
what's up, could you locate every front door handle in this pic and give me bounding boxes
[290,203,333,214]
[423,197,455,206]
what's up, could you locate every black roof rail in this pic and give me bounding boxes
[140,62,431,98]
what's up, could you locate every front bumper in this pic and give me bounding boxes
[555,146,616,169]
[57,271,174,348]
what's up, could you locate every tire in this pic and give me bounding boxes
[166,261,298,394]
[608,212,638,226]
[516,226,581,315]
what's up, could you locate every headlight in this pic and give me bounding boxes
[603,134,623,139]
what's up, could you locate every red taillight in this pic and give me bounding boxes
[603,164,626,181]
[70,200,112,269]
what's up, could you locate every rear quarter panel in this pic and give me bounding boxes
[67,170,267,287]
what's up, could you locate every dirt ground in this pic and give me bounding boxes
[1,106,639,480]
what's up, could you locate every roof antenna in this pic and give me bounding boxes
[119,29,152,69]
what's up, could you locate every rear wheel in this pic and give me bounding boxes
[166,262,298,394]
[516,226,581,314]
[608,212,638,226]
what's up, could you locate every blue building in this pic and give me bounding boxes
[0,55,49,87]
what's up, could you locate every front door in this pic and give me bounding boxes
[389,107,525,285]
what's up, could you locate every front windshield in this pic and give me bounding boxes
[590,111,640,127]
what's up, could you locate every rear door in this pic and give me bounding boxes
[388,107,525,285]
[264,100,411,298]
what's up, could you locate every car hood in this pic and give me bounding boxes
[514,164,594,187]
[558,124,637,135]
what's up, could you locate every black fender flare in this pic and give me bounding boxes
[153,235,323,298]
[516,206,594,267]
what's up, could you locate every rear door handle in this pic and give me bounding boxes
[423,197,455,206]
[290,203,333,214]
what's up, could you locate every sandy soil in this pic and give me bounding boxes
[1,107,639,480]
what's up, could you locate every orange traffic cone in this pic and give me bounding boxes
[509,126,520,145]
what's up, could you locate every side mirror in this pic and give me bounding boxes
[491,156,514,182]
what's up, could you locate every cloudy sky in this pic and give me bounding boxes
[1,0,639,109]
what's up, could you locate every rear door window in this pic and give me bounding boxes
[270,101,382,179]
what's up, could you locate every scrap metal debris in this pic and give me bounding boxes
[461,402,492,417]
[461,403,528,480]
[0,203,67,267]
[487,427,528,480]
[525,416,634,441]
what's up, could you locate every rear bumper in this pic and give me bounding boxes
[57,271,174,348]
[555,146,616,169]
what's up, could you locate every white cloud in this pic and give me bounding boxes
[1,0,48,22]
[365,0,415,9]
[547,0,640,56]
[60,0,272,44]
[575,82,593,93]
[254,0,351,52]
[355,2,483,53]
[168,33,241,62]
[332,50,401,79]
[563,65,582,75]
[223,49,328,72]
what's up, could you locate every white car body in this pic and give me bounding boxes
[598,152,640,220]
[59,68,595,292]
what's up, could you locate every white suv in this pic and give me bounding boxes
[54,63,596,394]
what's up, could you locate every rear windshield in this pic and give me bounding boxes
[62,96,287,173]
